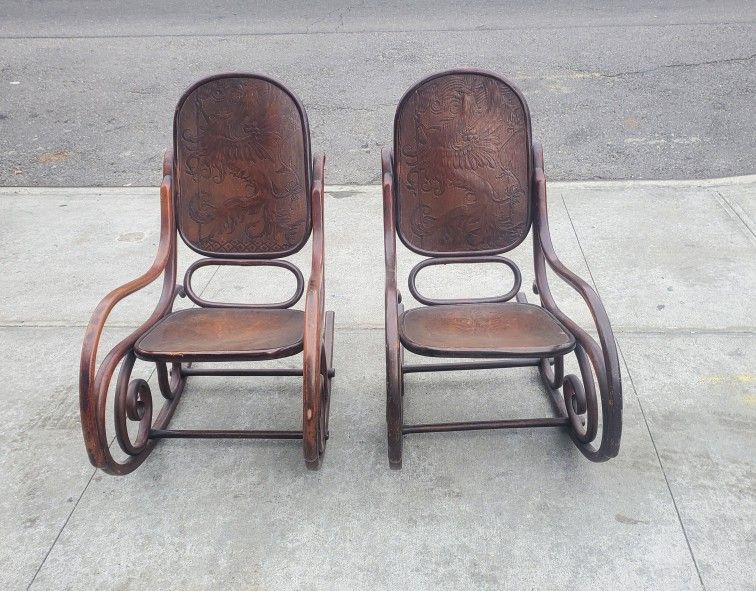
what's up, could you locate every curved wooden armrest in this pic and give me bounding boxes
[382,147,401,324]
[532,142,622,458]
[306,153,326,303]
[382,147,405,466]
[304,153,326,338]
[303,153,326,465]
[163,148,173,177]
[79,174,178,468]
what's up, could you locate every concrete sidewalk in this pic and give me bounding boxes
[0,177,754,590]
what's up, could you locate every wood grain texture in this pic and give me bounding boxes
[135,308,305,362]
[382,71,621,467]
[80,75,334,473]
[174,74,311,257]
[395,71,531,256]
[399,302,575,358]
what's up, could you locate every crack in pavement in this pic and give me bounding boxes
[585,53,756,78]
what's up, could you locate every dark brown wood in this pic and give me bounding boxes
[302,153,329,469]
[183,367,300,377]
[394,70,532,257]
[134,308,305,362]
[383,70,622,468]
[403,417,569,434]
[407,255,522,306]
[183,258,305,309]
[399,302,575,359]
[180,367,335,378]
[382,147,404,468]
[150,429,303,440]
[531,141,622,461]
[79,75,333,474]
[174,74,311,258]
[403,359,540,373]
[79,172,180,475]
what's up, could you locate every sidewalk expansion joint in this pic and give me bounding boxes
[562,187,706,589]
[25,467,98,590]
[619,345,707,591]
[713,190,756,243]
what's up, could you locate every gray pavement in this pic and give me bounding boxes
[0,177,754,590]
[0,1,755,186]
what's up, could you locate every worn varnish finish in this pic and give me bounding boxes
[79,74,334,474]
[384,69,622,468]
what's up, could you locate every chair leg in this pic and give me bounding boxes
[538,347,610,461]
[304,311,335,471]
[156,361,186,400]
[386,329,404,470]
[538,355,567,415]
[321,311,335,443]
[564,345,601,456]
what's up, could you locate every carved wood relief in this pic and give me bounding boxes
[395,73,531,254]
[175,76,309,256]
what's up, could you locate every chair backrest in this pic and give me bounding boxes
[173,74,312,258]
[393,70,532,257]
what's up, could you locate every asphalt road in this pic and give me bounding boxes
[0,1,754,186]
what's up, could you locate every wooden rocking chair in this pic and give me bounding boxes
[382,70,622,468]
[80,74,334,473]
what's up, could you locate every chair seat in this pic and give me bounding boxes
[399,303,575,358]
[135,308,304,362]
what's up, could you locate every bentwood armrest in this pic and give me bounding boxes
[79,174,179,472]
[303,152,326,467]
[531,141,622,459]
[163,148,173,176]
[381,147,400,314]
[382,146,404,467]
[306,153,326,303]
[80,174,175,389]
[304,153,325,325]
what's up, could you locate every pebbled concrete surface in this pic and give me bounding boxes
[0,176,753,590]
[0,1,754,186]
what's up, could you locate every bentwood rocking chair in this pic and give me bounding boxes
[80,74,334,473]
[382,70,622,468]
